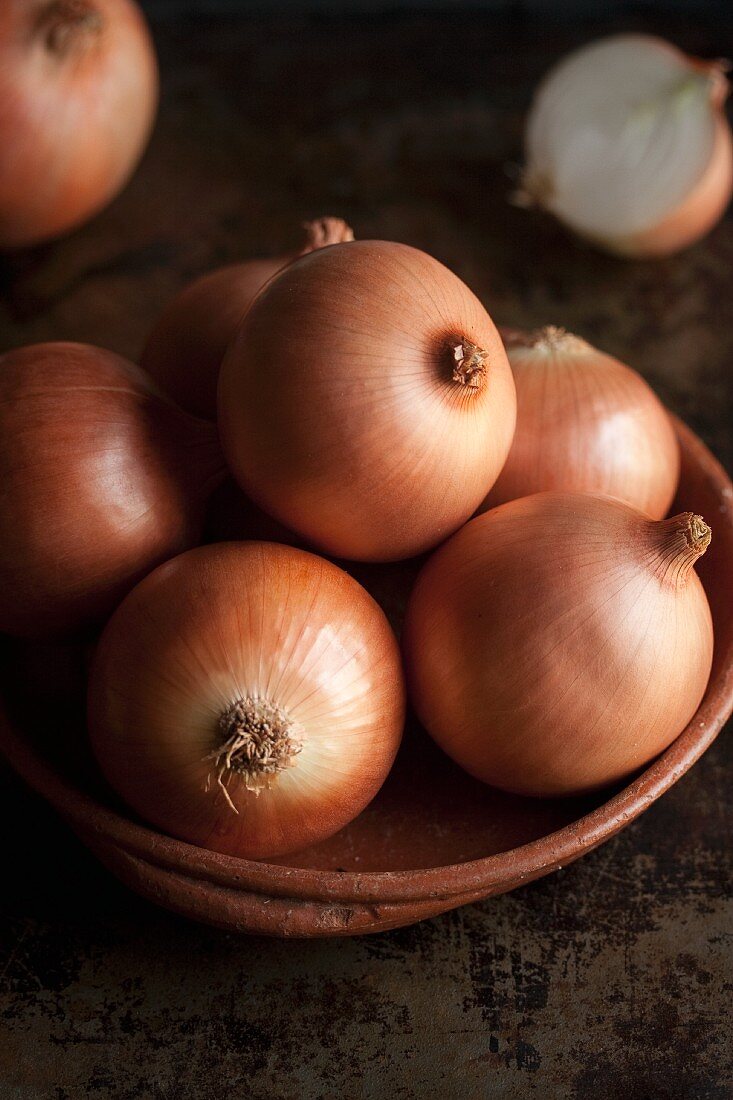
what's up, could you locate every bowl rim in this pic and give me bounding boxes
[1,415,732,908]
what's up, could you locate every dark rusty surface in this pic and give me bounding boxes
[1,7,732,1097]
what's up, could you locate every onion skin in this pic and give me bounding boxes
[0,0,158,249]
[480,327,680,518]
[142,261,284,421]
[88,541,405,860]
[0,342,224,640]
[203,479,422,637]
[219,240,517,562]
[601,80,733,258]
[404,492,713,797]
[141,218,354,419]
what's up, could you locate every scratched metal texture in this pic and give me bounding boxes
[0,7,732,1098]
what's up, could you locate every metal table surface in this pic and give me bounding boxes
[1,7,731,1098]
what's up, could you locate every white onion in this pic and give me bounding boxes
[519,34,733,257]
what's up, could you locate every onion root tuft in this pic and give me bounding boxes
[206,696,303,809]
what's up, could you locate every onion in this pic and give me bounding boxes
[219,240,517,562]
[141,217,354,419]
[0,0,158,249]
[480,326,680,518]
[89,541,405,859]
[0,342,224,639]
[203,480,421,637]
[518,34,733,257]
[404,492,713,797]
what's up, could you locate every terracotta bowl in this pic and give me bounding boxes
[1,416,732,937]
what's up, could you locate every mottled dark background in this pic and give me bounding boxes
[1,1,732,1097]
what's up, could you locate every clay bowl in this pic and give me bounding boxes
[1,416,732,937]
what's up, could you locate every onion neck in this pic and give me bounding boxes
[501,325,589,357]
[299,217,355,254]
[207,697,303,810]
[452,340,488,389]
[39,0,103,56]
[649,512,711,587]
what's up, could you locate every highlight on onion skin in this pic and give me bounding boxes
[141,218,354,420]
[0,0,158,249]
[518,34,733,258]
[219,240,517,562]
[88,541,406,860]
[480,326,680,518]
[404,492,714,798]
[0,342,224,640]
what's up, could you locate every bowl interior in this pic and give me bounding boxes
[2,419,730,877]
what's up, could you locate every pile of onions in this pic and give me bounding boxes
[142,217,354,419]
[0,342,223,639]
[219,240,517,561]
[0,0,158,249]
[481,326,680,518]
[518,34,733,257]
[0,196,719,867]
[404,492,713,797]
[89,541,405,859]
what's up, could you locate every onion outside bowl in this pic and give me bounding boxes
[0,415,731,937]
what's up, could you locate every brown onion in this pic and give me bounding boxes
[0,0,158,249]
[404,492,713,797]
[141,218,354,419]
[89,541,405,859]
[219,240,517,562]
[0,342,224,639]
[480,326,680,518]
[203,480,422,638]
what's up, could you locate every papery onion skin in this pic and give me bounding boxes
[0,342,224,640]
[480,326,680,518]
[203,479,422,637]
[0,0,158,249]
[520,34,733,258]
[404,492,713,797]
[88,541,405,859]
[141,218,354,419]
[219,240,517,562]
[141,262,283,421]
